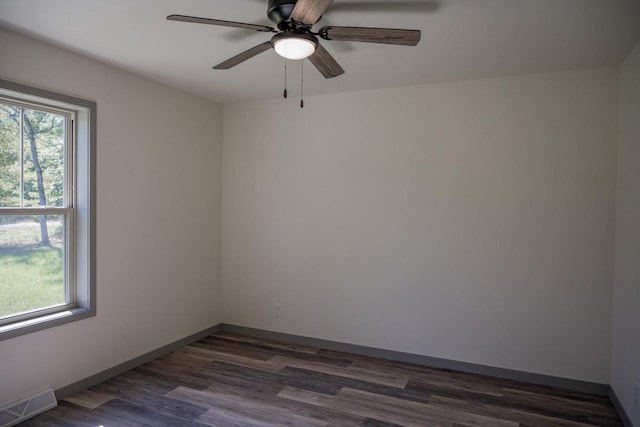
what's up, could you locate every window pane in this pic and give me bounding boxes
[0,215,65,318]
[23,108,65,207]
[0,103,21,207]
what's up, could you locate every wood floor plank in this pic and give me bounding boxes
[91,398,195,427]
[171,345,282,371]
[406,371,505,398]
[204,335,355,367]
[409,380,614,425]
[192,338,282,361]
[196,407,304,427]
[39,400,139,427]
[18,411,79,427]
[213,331,319,354]
[445,370,611,405]
[502,387,621,419]
[278,366,429,402]
[201,360,345,395]
[168,386,328,426]
[318,348,458,376]
[271,355,411,388]
[428,393,604,427]
[132,362,212,390]
[278,386,519,427]
[158,346,220,365]
[85,370,155,397]
[361,418,406,427]
[111,388,210,422]
[62,389,113,409]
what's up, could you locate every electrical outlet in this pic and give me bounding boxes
[273,303,282,317]
[635,382,639,406]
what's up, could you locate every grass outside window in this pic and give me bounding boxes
[0,218,65,318]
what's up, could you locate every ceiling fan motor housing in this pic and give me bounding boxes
[267,0,297,24]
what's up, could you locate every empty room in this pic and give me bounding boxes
[1,0,640,425]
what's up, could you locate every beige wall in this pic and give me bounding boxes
[0,28,223,405]
[612,40,640,425]
[222,68,619,384]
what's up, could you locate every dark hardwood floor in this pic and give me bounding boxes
[24,332,623,426]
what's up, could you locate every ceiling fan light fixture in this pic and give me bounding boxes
[272,33,318,60]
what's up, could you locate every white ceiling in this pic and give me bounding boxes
[1,0,640,103]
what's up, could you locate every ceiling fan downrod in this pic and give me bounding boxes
[267,0,298,25]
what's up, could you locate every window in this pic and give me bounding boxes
[0,79,95,340]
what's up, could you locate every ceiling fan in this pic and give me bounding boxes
[167,0,422,79]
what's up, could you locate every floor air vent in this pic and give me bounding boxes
[0,388,57,427]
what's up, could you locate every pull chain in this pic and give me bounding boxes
[300,60,304,108]
[283,58,288,99]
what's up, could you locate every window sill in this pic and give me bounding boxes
[0,307,95,341]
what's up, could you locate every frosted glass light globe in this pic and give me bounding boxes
[273,36,317,60]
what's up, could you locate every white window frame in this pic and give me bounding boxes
[0,79,96,341]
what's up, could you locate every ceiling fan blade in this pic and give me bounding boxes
[290,0,335,25]
[213,41,273,70]
[167,14,276,32]
[223,19,276,41]
[328,1,438,14]
[308,43,345,79]
[319,26,421,46]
